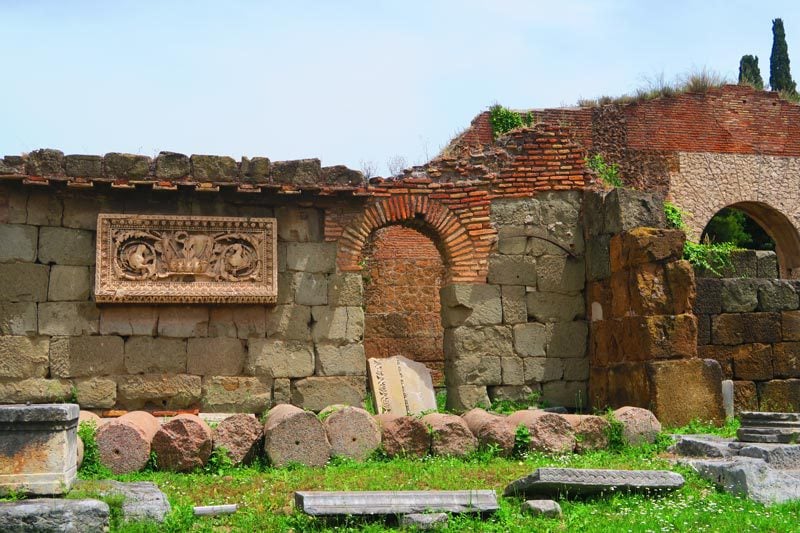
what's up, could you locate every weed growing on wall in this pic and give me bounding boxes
[586,154,623,188]
[489,105,536,138]
[77,421,112,479]
[664,201,737,275]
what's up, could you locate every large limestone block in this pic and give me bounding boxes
[0,223,37,262]
[440,284,502,327]
[190,154,238,181]
[328,273,363,306]
[311,306,364,344]
[37,226,94,266]
[263,404,331,467]
[609,228,684,271]
[271,158,322,186]
[501,285,527,324]
[646,359,726,427]
[97,411,160,474]
[201,376,271,413]
[103,152,150,179]
[0,302,37,335]
[26,190,62,226]
[152,414,213,472]
[291,376,365,412]
[542,381,587,409]
[47,265,92,301]
[187,337,246,376]
[444,326,513,361]
[374,413,430,458]
[0,263,49,302]
[208,306,267,338]
[213,414,263,465]
[293,272,328,306]
[266,304,312,341]
[316,343,366,376]
[491,197,541,227]
[321,405,381,461]
[0,378,71,403]
[276,207,323,242]
[116,374,201,410]
[100,306,158,336]
[124,337,187,374]
[446,385,490,412]
[423,413,477,458]
[50,336,124,378]
[0,335,49,378]
[526,291,584,323]
[712,312,781,345]
[246,339,314,378]
[536,255,585,294]
[487,255,537,286]
[513,323,547,357]
[546,321,588,359]
[285,242,336,273]
[64,154,102,177]
[74,377,117,409]
[38,302,100,336]
[157,306,209,337]
[603,188,665,234]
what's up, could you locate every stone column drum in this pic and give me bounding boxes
[0,404,79,495]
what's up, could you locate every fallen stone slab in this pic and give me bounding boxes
[152,414,213,472]
[295,490,498,515]
[374,414,430,458]
[0,403,79,495]
[503,468,685,498]
[422,412,477,458]
[686,457,800,505]
[74,479,171,523]
[400,512,449,529]
[97,411,160,474]
[213,413,263,465]
[264,404,331,467]
[322,405,381,461]
[0,498,109,532]
[731,442,800,469]
[521,499,562,518]
[669,434,735,458]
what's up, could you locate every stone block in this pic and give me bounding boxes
[536,255,585,294]
[157,306,209,337]
[124,336,187,374]
[712,312,781,345]
[271,158,322,186]
[500,356,525,385]
[487,384,538,402]
[0,185,27,224]
[646,358,725,426]
[294,272,328,306]
[521,499,562,518]
[446,385,490,411]
[155,151,190,180]
[321,165,364,186]
[782,310,800,341]
[607,363,651,407]
[444,325,513,360]
[0,224,37,262]
[38,226,94,266]
[0,404,79,496]
[542,381,586,408]
[38,302,99,336]
[440,284,502,327]
[25,149,65,175]
[697,314,711,345]
[0,335,49,378]
[611,261,694,318]
[272,377,291,404]
[401,513,449,529]
[65,154,102,177]
[609,228,684,271]
[603,188,665,234]
[311,306,363,344]
[0,302,37,335]
[285,242,336,273]
[490,197,540,226]
[0,378,71,403]
[504,467,683,498]
[74,377,117,409]
[201,376,271,413]
[0,498,109,530]
[585,234,611,281]
[689,457,800,506]
[445,354,501,386]
[733,380,758,412]
[240,156,271,180]
[208,305,266,339]
[539,190,582,227]
[523,357,563,383]
[583,189,607,236]
[774,342,800,378]
[116,374,202,410]
[757,280,799,311]
[0,263,49,302]
[100,306,158,336]
[733,344,774,380]
[187,337,246,376]
[563,357,590,381]
[316,343,365,376]
[246,338,314,378]
[103,153,151,179]
[275,207,323,242]
[756,251,779,279]
[721,250,758,278]
[526,291,584,323]
[501,285,527,324]
[513,322,547,357]
[498,235,527,255]
[758,379,800,412]
[546,321,588,358]
[291,376,365,411]
[190,154,238,181]
[295,489,498,516]
[61,195,122,231]
[50,335,124,378]
[47,265,91,301]
[487,255,537,285]
[328,273,363,306]
[26,191,62,226]
[694,278,723,315]
[697,344,742,378]
[266,304,311,341]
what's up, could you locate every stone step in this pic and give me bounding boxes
[294,490,498,516]
[740,412,800,423]
[503,468,685,498]
[737,428,800,444]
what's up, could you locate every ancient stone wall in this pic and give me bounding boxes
[695,275,800,412]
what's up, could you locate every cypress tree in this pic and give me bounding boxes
[739,55,764,89]
[769,18,797,94]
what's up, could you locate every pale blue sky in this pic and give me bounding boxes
[2,1,799,176]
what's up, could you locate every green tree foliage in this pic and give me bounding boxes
[770,18,797,94]
[739,54,764,89]
[702,207,775,251]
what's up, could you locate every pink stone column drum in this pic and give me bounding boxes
[96,411,160,474]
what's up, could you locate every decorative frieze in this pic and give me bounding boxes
[95,215,277,303]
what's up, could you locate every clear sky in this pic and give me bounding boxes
[2,1,799,176]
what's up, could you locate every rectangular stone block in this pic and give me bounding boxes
[609,228,683,271]
[487,255,537,285]
[757,280,799,312]
[646,358,725,426]
[0,185,28,224]
[607,363,650,407]
[38,302,99,336]
[733,380,759,413]
[64,154,103,178]
[782,310,800,341]
[62,195,122,231]
[285,242,336,273]
[187,337,246,376]
[444,324,513,361]
[0,302,37,335]
[610,261,694,318]
[328,273,363,306]
[756,251,779,279]
[208,305,267,338]
[697,314,711,346]
[50,336,124,378]
[524,357,563,383]
[295,490,498,516]
[201,376,271,413]
[367,355,436,415]
[563,357,590,381]
[0,263,49,302]
[440,284,502,327]
[293,272,328,306]
[291,376,365,412]
[26,192,62,226]
[266,304,311,341]
[733,343,774,381]
[246,338,314,378]
[526,291,584,323]
[758,379,800,412]
[74,377,117,409]
[37,226,94,266]
[542,380,587,409]
[275,207,323,242]
[0,404,78,496]
[602,188,666,235]
[500,356,525,385]
[47,265,91,301]
[774,342,800,378]
[0,336,49,379]
[157,306,209,337]
[116,374,201,410]
[490,197,541,227]
[124,336,187,374]
[536,255,585,294]
[311,306,363,344]
[712,313,781,345]
[316,343,366,376]
[99,306,158,336]
[585,233,611,281]
[500,285,527,324]
[694,278,723,315]
[697,344,741,378]
[546,321,588,359]
[0,224,37,262]
[0,378,71,403]
[504,468,683,498]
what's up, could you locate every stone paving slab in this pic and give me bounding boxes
[684,457,800,506]
[295,490,498,516]
[670,435,735,458]
[74,480,171,523]
[0,498,109,532]
[503,468,685,498]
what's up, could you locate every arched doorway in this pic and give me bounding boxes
[700,201,800,278]
[362,226,446,386]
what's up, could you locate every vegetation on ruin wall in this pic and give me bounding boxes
[488,105,537,138]
[665,202,738,276]
[586,154,624,188]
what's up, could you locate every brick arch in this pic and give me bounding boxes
[336,194,486,282]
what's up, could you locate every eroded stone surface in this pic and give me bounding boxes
[504,468,685,497]
[0,498,109,532]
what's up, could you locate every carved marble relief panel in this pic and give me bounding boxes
[95,214,277,303]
